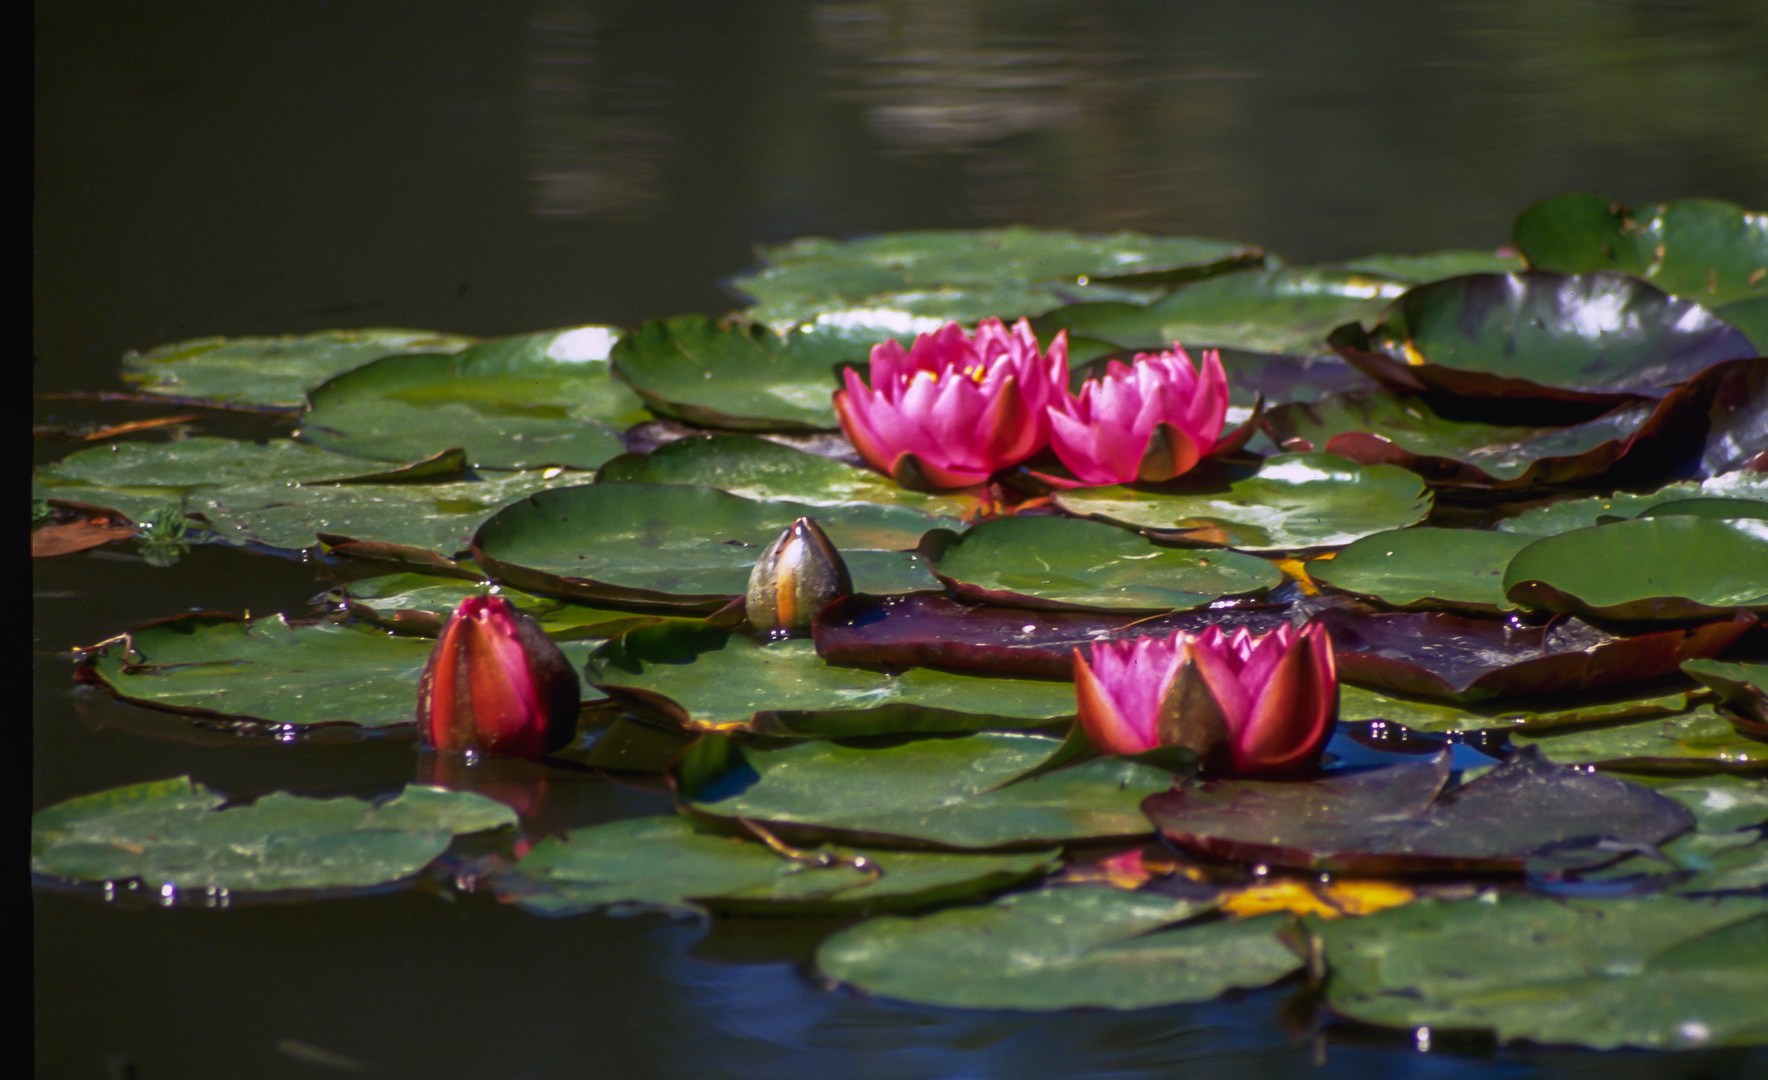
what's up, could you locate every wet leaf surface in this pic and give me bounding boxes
[1495,473,1768,536]
[921,515,1280,612]
[1511,706,1768,771]
[1503,516,1768,620]
[817,887,1299,1010]
[1339,683,1708,734]
[32,776,514,890]
[1682,659,1768,723]
[121,328,477,408]
[1145,747,1694,873]
[1310,528,1535,609]
[504,815,1058,916]
[1651,775,1768,833]
[1311,894,1768,1049]
[1053,453,1432,552]
[335,573,688,640]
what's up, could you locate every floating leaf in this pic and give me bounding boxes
[300,326,642,469]
[1034,269,1407,356]
[1513,194,1768,307]
[1340,683,1706,734]
[817,887,1298,1011]
[1310,528,1535,610]
[1497,474,1768,536]
[1329,272,1756,402]
[686,731,1174,850]
[920,516,1280,612]
[32,776,514,891]
[1053,453,1432,552]
[1682,659,1768,724]
[505,816,1057,916]
[473,483,947,610]
[586,623,1075,735]
[1145,747,1693,874]
[335,573,681,640]
[1718,297,1768,351]
[1329,250,1526,282]
[1504,517,1768,620]
[1310,894,1768,1049]
[121,328,476,408]
[1653,775,1768,833]
[1511,706,1768,772]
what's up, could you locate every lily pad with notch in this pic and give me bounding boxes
[1309,528,1536,610]
[1503,516,1768,621]
[122,328,477,409]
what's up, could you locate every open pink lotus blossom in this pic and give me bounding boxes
[833,318,1066,490]
[419,596,580,758]
[1073,622,1336,777]
[1045,347,1236,486]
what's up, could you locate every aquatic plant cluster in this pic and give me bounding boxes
[32,193,1768,1051]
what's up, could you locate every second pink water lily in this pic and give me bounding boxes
[1045,346,1236,486]
[833,318,1066,490]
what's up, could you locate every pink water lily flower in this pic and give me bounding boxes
[1045,346,1236,486]
[834,318,1067,490]
[1073,622,1336,777]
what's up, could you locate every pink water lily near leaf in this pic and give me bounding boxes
[1073,621,1337,777]
[1043,346,1252,487]
[833,318,1067,490]
[418,596,581,758]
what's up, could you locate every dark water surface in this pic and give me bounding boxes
[34,3,1768,1077]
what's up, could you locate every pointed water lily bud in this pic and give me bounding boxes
[746,517,852,633]
[418,595,580,758]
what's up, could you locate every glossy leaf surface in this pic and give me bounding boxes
[1310,527,1535,609]
[1496,474,1768,536]
[1511,706,1768,771]
[121,328,476,408]
[1504,517,1768,620]
[337,573,684,640]
[1339,683,1707,734]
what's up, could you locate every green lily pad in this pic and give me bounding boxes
[1717,297,1768,351]
[1504,517,1768,620]
[1511,706,1768,772]
[1330,250,1526,282]
[595,434,975,518]
[817,887,1299,1011]
[1310,528,1535,610]
[1264,391,1661,488]
[1034,269,1408,356]
[685,731,1175,850]
[335,573,688,640]
[300,326,643,469]
[505,816,1057,916]
[1329,272,1756,402]
[920,515,1280,612]
[1664,830,1768,894]
[733,228,1264,325]
[1652,775,1768,833]
[1309,895,1768,1049]
[32,776,514,891]
[1053,453,1432,552]
[121,328,477,409]
[586,623,1075,735]
[472,482,948,610]
[1513,194,1768,307]
[1682,659,1768,723]
[1339,683,1707,734]
[33,436,372,520]
[1497,476,1768,536]
[610,317,887,431]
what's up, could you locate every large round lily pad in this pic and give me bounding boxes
[920,515,1280,612]
[586,623,1076,735]
[1052,453,1432,552]
[300,326,642,469]
[473,483,948,610]
[32,777,514,891]
[1034,269,1408,356]
[684,731,1175,850]
[817,888,1299,1011]
[1310,894,1768,1049]
[1328,272,1757,401]
[1513,194,1768,308]
[121,328,477,409]
[1310,528,1536,610]
[505,815,1058,917]
[1504,517,1768,620]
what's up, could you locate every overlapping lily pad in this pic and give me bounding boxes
[683,731,1175,850]
[586,623,1076,735]
[1339,683,1709,734]
[1503,517,1768,620]
[817,888,1299,1011]
[732,228,1265,325]
[1654,775,1768,833]
[1328,272,1757,401]
[121,328,477,408]
[1034,269,1407,356]
[1682,659,1768,725]
[504,816,1058,916]
[473,483,946,610]
[32,776,515,891]
[1497,475,1768,536]
[920,516,1280,612]
[1053,453,1432,552]
[1310,894,1768,1049]
[300,325,643,469]
[1145,748,1693,874]
[336,573,686,640]
[1330,250,1526,282]
[1310,528,1535,610]
[1511,707,1768,772]
[1513,194,1768,307]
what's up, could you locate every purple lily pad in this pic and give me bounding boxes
[1144,746,1695,875]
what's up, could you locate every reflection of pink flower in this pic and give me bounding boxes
[1073,622,1336,777]
[418,596,580,758]
[1046,347,1230,485]
[834,318,1066,490]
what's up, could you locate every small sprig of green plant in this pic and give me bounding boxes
[135,504,193,568]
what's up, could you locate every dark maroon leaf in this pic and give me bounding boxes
[1144,747,1695,874]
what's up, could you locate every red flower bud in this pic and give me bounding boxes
[417,595,580,757]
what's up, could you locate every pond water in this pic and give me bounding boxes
[33,3,1768,1077]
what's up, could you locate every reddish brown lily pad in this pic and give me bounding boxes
[31,500,138,557]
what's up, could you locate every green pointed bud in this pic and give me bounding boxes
[746,517,852,634]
